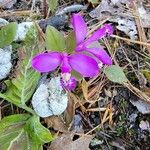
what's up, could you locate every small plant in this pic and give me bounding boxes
[32,14,113,90]
[0,13,128,149]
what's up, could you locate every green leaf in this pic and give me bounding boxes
[0,114,30,131]
[65,31,76,53]
[0,60,40,107]
[0,26,41,108]
[24,25,38,47]
[0,22,17,48]
[46,26,65,51]
[25,116,53,144]
[88,0,99,4]
[48,0,58,13]
[142,69,150,84]
[0,114,31,150]
[104,65,128,83]
[0,114,43,150]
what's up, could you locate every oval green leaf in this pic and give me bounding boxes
[46,26,65,51]
[65,31,76,53]
[0,22,17,48]
[104,65,128,83]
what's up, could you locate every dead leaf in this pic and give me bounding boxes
[111,140,125,150]
[89,0,138,39]
[89,0,131,19]
[138,2,150,28]
[44,116,68,132]
[104,88,112,98]
[64,92,75,125]
[48,133,93,150]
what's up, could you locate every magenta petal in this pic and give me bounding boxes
[32,52,62,73]
[61,52,72,73]
[69,53,99,77]
[61,76,77,91]
[86,48,112,65]
[72,13,87,45]
[84,24,113,46]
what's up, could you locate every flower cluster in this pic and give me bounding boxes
[32,14,113,90]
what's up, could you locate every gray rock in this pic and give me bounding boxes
[38,15,68,31]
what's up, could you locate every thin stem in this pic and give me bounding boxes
[21,105,36,115]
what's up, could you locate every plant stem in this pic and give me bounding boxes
[21,105,36,115]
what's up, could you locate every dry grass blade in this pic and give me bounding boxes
[112,35,150,47]
[131,0,150,53]
[81,79,88,101]
[123,81,150,103]
[104,38,150,103]
[0,10,39,17]
[86,108,107,112]
[101,106,110,125]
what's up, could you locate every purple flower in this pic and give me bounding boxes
[72,14,113,65]
[32,52,99,90]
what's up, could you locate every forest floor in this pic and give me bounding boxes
[0,0,150,150]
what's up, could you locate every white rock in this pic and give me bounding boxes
[0,18,9,27]
[139,120,150,130]
[14,22,33,41]
[32,76,68,117]
[0,20,34,42]
[0,46,12,80]
[110,17,138,40]
[0,0,17,9]
[130,99,150,114]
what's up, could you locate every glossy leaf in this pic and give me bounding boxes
[0,22,17,48]
[25,116,53,144]
[104,65,128,83]
[46,26,65,51]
